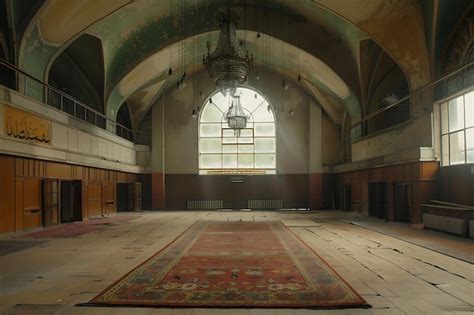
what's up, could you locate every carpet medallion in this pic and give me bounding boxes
[86,221,369,308]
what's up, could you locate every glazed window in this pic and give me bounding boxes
[440,90,474,166]
[199,87,276,175]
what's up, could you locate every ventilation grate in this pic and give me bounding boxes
[248,200,283,209]
[187,200,223,210]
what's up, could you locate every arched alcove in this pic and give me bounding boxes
[48,34,105,114]
[360,39,410,135]
[116,102,133,141]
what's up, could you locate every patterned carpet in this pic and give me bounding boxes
[17,215,138,239]
[85,221,369,309]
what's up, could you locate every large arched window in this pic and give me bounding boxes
[199,87,276,175]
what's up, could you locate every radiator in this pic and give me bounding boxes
[187,200,223,210]
[248,200,283,209]
[423,213,468,236]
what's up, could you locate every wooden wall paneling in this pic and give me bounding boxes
[386,182,394,221]
[0,156,15,233]
[28,159,34,177]
[101,182,106,215]
[104,182,116,214]
[86,182,103,218]
[46,162,72,179]
[73,166,82,180]
[420,161,439,180]
[15,178,24,231]
[88,169,94,181]
[22,178,42,229]
[22,158,29,177]
[404,163,413,181]
[362,169,369,182]
[15,158,24,177]
[37,160,43,177]
[127,173,137,183]
[82,181,89,219]
[385,166,393,182]
[413,163,421,181]
[117,172,127,183]
[393,165,400,181]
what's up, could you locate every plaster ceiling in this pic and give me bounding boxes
[15,0,448,128]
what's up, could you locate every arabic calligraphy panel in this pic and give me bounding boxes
[3,105,52,146]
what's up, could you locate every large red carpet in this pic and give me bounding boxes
[86,221,369,309]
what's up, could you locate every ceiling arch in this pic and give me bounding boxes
[14,0,432,130]
[110,30,360,128]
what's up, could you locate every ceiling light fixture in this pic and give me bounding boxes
[203,8,253,96]
[203,7,253,132]
[225,95,249,137]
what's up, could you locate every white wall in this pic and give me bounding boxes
[351,113,432,162]
[0,86,148,173]
[151,68,325,175]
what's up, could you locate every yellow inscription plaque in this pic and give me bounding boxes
[4,105,52,145]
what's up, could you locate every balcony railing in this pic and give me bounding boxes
[351,61,474,141]
[0,59,135,142]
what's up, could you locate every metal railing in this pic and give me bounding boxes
[0,59,135,142]
[351,61,474,139]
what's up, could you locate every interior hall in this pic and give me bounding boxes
[0,1,473,314]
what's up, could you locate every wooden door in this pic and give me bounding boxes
[134,182,142,211]
[343,184,351,211]
[60,181,74,222]
[368,183,377,217]
[127,184,135,210]
[231,177,246,210]
[72,180,83,221]
[104,182,115,215]
[86,182,103,218]
[394,183,410,222]
[22,178,42,229]
[42,179,59,226]
[377,182,388,220]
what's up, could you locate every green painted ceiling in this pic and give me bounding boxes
[12,0,467,129]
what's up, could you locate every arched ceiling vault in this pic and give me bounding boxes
[111,30,359,128]
[16,0,432,128]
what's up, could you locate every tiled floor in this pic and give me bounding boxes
[0,211,473,315]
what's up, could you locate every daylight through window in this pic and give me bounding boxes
[199,87,276,175]
[440,90,474,166]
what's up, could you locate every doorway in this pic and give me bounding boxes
[368,182,388,219]
[394,183,410,222]
[117,183,142,212]
[42,179,59,226]
[343,184,352,211]
[60,180,82,222]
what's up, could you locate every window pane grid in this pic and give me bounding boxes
[440,90,474,166]
[199,88,276,174]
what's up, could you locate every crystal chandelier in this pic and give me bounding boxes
[225,95,249,137]
[203,8,253,96]
[203,8,253,132]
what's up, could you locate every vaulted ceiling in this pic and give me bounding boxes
[9,0,473,129]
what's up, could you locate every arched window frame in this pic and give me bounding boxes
[198,87,277,175]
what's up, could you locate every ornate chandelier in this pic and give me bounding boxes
[203,8,253,133]
[203,8,253,96]
[225,95,249,136]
